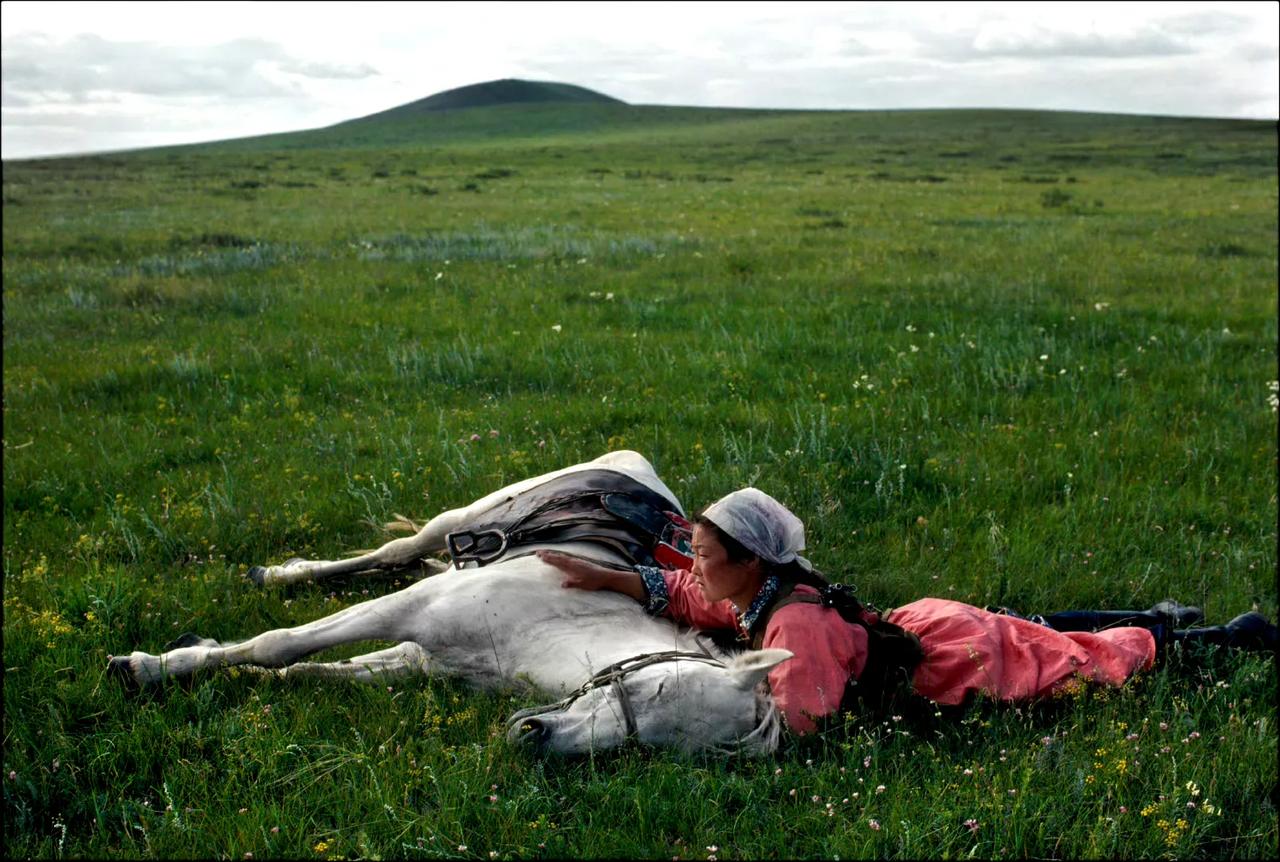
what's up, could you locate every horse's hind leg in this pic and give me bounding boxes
[110,584,428,685]
[248,509,472,587]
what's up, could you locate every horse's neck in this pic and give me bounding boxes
[424,552,705,693]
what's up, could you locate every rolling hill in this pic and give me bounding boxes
[344,78,626,121]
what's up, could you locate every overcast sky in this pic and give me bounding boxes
[2,1,1276,159]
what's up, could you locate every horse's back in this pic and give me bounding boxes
[456,450,683,520]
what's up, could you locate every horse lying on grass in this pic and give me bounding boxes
[109,450,787,756]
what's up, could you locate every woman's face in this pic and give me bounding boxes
[690,524,762,606]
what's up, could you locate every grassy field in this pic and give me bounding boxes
[2,100,1277,859]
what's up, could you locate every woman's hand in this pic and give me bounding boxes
[536,550,609,589]
[536,550,646,601]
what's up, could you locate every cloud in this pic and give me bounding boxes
[277,59,380,80]
[969,22,1194,58]
[1158,10,1255,36]
[1,31,377,108]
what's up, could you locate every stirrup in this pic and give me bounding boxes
[446,528,509,565]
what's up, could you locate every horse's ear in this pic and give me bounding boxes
[728,648,792,690]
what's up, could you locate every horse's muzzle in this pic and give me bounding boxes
[506,715,552,750]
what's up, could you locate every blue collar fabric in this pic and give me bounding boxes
[734,573,780,634]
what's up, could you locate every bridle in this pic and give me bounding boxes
[507,650,780,754]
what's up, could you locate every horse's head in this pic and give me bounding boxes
[506,648,791,756]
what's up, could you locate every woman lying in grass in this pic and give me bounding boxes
[537,488,1277,734]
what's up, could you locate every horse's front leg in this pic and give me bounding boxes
[248,511,466,587]
[109,584,429,686]
[271,642,432,683]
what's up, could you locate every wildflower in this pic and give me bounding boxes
[458,846,467,852]
[7,771,14,781]
[489,794,498,803]
[1159,722,1168,731]
[1041,736,1053,746]
[490,852,498,860]
[812,795,821,803]
[239,807,248,814]
[774,767,782,775]
[963,768,973,776]
[314,841,330,853]
[1119,807,1128,814]
[875,784,886,794]
[868,819,881,831]
[551,324,562,332]
[789,788,796,797]
[964,818,979,833]
[863,755,872,768]
[470,433,481,442]
[271,827,279,834]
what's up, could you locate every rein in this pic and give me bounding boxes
[508,650,778,752]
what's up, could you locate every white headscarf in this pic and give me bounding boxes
[701,487,809,568]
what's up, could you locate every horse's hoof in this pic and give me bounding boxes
[107,655,140,689]
[246,566,268,587]
[163,632,217,652]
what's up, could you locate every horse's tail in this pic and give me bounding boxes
[382,513,425,535]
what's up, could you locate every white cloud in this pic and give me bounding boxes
[969,22,1193,58]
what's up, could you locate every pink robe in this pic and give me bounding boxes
[657,571,1156,734]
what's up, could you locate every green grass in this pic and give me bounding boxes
[3,103,1277,859]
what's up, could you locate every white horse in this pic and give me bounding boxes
[109,451,790,756]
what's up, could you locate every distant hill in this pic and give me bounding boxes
[345,78,626,124]
[64,76,1273,168]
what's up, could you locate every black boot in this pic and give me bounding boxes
[1039,600,1203,634]
[1147,600,1204,629]
[1041,609,1163,633]
[1171,612,1279,654]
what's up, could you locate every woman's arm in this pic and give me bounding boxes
[535,550,646,602]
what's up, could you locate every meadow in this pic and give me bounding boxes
[2,100,1277,859]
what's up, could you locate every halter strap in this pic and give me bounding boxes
[508,650,736,742]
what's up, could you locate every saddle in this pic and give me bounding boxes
[444,468,693,568]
